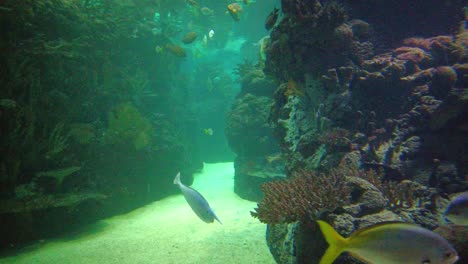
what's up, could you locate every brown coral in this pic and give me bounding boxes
[251,169,350,224]
[358,169,433,209]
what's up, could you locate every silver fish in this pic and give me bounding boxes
[174,172,221,224]
[445,191,468,226]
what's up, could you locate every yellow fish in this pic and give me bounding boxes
[317,220,458,264]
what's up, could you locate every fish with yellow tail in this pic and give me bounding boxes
[317,220,458,264]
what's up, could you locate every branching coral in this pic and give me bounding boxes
[251,169,350,224]
[358,168,431,209]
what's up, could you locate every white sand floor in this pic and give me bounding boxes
[0,162,275,264]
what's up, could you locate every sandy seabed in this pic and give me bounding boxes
[1,162,276,264]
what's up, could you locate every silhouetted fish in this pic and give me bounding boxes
[174,172,222,224]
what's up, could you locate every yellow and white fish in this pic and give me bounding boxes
[317,220,459,264]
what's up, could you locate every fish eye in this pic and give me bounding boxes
[444,251,452,258]
[422,259,431,264]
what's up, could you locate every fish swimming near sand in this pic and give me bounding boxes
[444,191,468,225]
[174,172,221,224]
[317,220,458,264]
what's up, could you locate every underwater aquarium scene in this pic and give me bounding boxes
[0,0,467,263]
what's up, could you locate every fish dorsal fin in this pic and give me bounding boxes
[350,221,416,238]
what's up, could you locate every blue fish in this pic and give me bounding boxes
[173,172,222,224]
[445,191,468,226]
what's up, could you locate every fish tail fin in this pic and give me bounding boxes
[317,220,348,264]
[214,212,222,225]
[173,172,181,185]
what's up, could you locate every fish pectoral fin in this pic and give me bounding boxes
[317,220,348,264]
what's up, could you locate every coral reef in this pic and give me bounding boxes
[251,169,350,224]
[0,0,202,249]
[259,2,467,264]
[226,94,275,156]
[103,103,153,151]
[266,1,373,82]
[226,65,285,201]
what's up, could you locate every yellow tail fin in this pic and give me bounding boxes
[317,220,348,264]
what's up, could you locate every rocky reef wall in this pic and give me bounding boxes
[253,1,467,263]
[225,64,286,201]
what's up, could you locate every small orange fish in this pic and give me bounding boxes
[227,3,242,22]
[182,31,197,44]
[165,44,186,57]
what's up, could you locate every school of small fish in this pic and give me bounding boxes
[156,1,279,58]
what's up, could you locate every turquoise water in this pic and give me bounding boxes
[0,163,274,264]
[1,1,466,263]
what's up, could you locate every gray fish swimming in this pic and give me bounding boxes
[445,191,468,226]
[174,172,221,224]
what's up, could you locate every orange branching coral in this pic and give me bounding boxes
[251,169,350,224]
